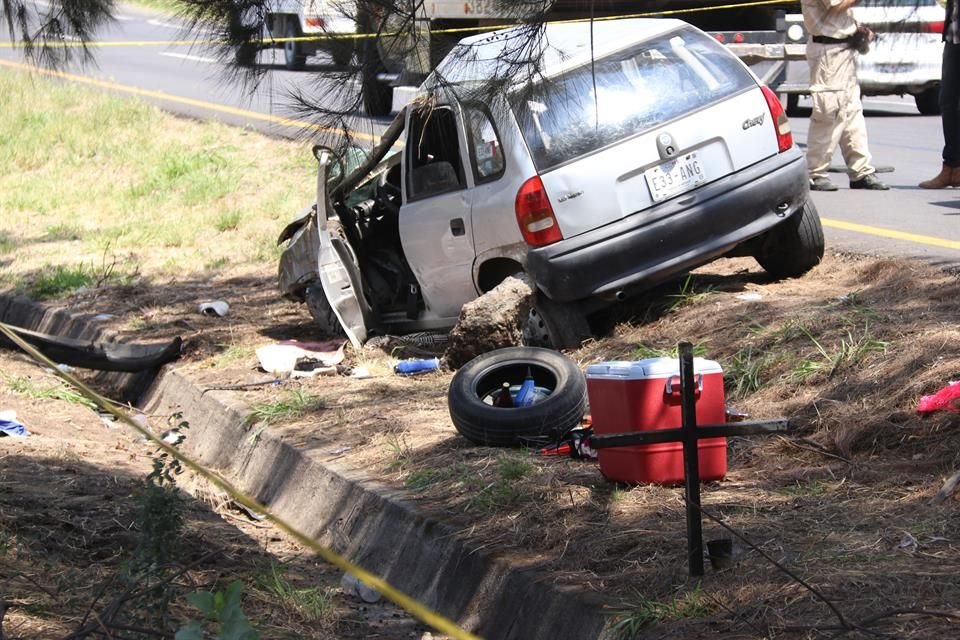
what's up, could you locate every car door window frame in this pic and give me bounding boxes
[463,103,506,185]
[406,104,469,202]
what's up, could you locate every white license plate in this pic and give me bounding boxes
[645,152,706,203]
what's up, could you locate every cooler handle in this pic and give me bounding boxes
[665,374,702,397]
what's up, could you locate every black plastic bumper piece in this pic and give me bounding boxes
[527,147,809,303]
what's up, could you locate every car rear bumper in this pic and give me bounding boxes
[526,146,809,303]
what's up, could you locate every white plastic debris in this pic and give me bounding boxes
[91,313,115,322]
[255,340,345,375]
[735,292,763,302]
[198,301,230,317]
[340,573,382,603]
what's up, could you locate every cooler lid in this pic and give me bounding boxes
[585,357,722,380]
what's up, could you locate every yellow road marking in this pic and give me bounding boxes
[821,217,960,251]
[0,58,380,142]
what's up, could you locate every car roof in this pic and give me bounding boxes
[423,17,687,92]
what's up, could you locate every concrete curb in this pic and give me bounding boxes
[0,295,611,640]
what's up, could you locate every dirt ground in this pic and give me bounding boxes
[3,250,960,639]
[0,354,436,639]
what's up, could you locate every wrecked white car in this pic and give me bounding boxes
[278,18,824,349]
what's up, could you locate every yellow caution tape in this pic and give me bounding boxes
[0,320,482,640]
[0,1,794,48]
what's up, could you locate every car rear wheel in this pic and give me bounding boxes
[522,295,592,350]
[915,87,941,116]
[754,200,825,279]
[448,347,587,447]
[284,19,307,71]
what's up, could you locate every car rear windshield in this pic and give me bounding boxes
[510,27,756,171]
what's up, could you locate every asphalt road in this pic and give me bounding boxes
[1,2,957,269]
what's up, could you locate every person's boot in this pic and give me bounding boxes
[919,164,954,189]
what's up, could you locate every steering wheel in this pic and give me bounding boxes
[378,180,402,216]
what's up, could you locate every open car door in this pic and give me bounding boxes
[313,149,373,349]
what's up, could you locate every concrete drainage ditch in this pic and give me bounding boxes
[0,294,609,640]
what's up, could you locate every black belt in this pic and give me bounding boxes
[812,35,852,45]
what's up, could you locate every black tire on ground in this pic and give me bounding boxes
[361,38,392,117]
[754,200,825,279]
[284,19,307,71]
[522,295,593,350]
[304,283,346,338]
[915,87,941,116]
[448,347,588,447]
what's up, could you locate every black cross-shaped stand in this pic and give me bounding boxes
[590,342,789,576]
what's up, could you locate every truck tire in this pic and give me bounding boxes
[361,38,392,117]
[754,200,825,279]
[448,347,587,447]
[915,87,940,116]
[284,19,307,71]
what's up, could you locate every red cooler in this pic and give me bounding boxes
[586,358,727,485]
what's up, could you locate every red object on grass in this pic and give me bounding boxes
[917,382,960,414]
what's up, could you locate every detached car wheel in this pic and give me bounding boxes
[448,347,587,447]
[754,200,825,279]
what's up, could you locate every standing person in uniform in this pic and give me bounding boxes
[919,0,960,188]
[802,0,889,191]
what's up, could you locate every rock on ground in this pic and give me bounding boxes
[444,274,534,369]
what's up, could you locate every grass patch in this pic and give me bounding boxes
[498,453,534,481]
[792,322,889,380]
[0,69,313,293]
[43,224,83,242]
[213,210,242,232]
[726,346,770,398]
[405,469,440,490]
[249,388,327,424]
[632,342,707,360]
[4,375,97,410]
[0,231,14,254]
[210,343,255,369]
[254,563,335,624]
[606,587,713,639]
[27,264,95,299]
[667,274,713,311]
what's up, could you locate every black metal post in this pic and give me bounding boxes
[679,342,705,577]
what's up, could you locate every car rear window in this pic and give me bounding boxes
[510,27,757,171]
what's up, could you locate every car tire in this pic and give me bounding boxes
[755,200,825,279]
[448,347,587,447]
[915,87,941,116]
[522,295,592,350]
[284,19,307,71]
[361,38,392,117]
[304,283,346,338]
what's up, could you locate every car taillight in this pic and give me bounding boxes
[760,85,793,153]
[305,17,326,28]
[923,21,945,34]
[515,176,563,247]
